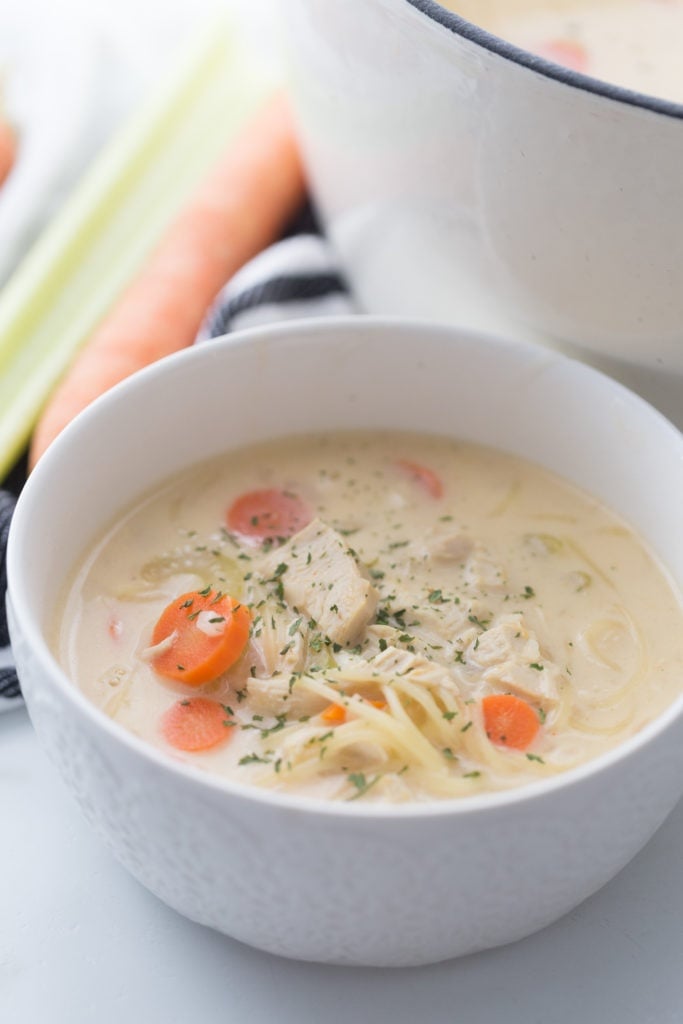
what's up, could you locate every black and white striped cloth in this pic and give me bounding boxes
[0,233,354,713]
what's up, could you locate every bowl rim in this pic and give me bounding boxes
[9,315,683,821]
[404,0,683,121]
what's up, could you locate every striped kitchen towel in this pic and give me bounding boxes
[0,233,354,712]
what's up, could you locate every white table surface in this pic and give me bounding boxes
[3,705,683,1024]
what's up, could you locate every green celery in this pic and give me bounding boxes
[0,16,278,479]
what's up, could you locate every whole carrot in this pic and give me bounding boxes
[29,93,306,467]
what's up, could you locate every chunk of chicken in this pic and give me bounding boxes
[249,612,308,677]
[246,673,328,718]
[262,519,378,646]
[419,529,507,593]
[423,529,474,563]
[466,613,561,708]
[371,645,459,693]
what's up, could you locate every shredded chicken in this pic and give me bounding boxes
[466,613,561,708]
[262,519,378,646]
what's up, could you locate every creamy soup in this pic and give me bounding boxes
[442,1,683,103]
[56,432,683,803]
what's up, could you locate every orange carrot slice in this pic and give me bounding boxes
[397,459,444,499]
[321,703,347,725]
[227,488,311,544]
[29,93,306,468]
[535,39,589,73]
[161,697,234,752]
[0,114,16,188]
[481,694,540,750]
[150,589,250,685]
[321,699,385,725]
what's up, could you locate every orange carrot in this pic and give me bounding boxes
[227,488,311,545]
[150,589,250,686]
[535,39,589,73]
[481,694,540,750]
[321,703,347,725]
[29,93,306,468]
[321,698,385,725]
[161,697,234,752]
[397,459,444,499]
[0,113,16,188]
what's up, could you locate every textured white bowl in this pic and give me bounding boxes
[8,318,683,967]
[283,0,683,424]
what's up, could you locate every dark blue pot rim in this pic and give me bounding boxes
[406,0,683,121]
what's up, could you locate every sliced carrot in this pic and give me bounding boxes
[150,589,250,685]
[321,699,385,725]
[107,615,123,642]
[535,39,589,73]
[481,694,540,750]
[161,697,234,752]
[321,703,347,725]
[397,459,444,499]
[227,488,311,544]
[29,94,306,468]
[0,113,16,188]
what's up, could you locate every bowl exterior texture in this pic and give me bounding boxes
[9,320,683,966]
[10,606,683,968]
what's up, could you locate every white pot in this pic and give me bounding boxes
[283,1,683,423]
[7,319,683,966]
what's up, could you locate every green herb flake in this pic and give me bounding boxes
[529,662,544,671]
[442,710,458,721]
[526,753,545,764]
[347,772,381,801]
[238,753,271,766]
[468,614,490,630]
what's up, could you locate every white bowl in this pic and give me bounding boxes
[7,318,683,967]
[282,1,683,423]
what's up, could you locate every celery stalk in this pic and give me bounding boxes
[0,17,278,480]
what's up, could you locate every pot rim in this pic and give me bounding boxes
[405,0,683,121]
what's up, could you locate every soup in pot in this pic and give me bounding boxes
[442,0,683,103]
[56,432,683,803]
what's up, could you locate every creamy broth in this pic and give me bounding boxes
[57,432,683,803]
[441,1,683,103]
